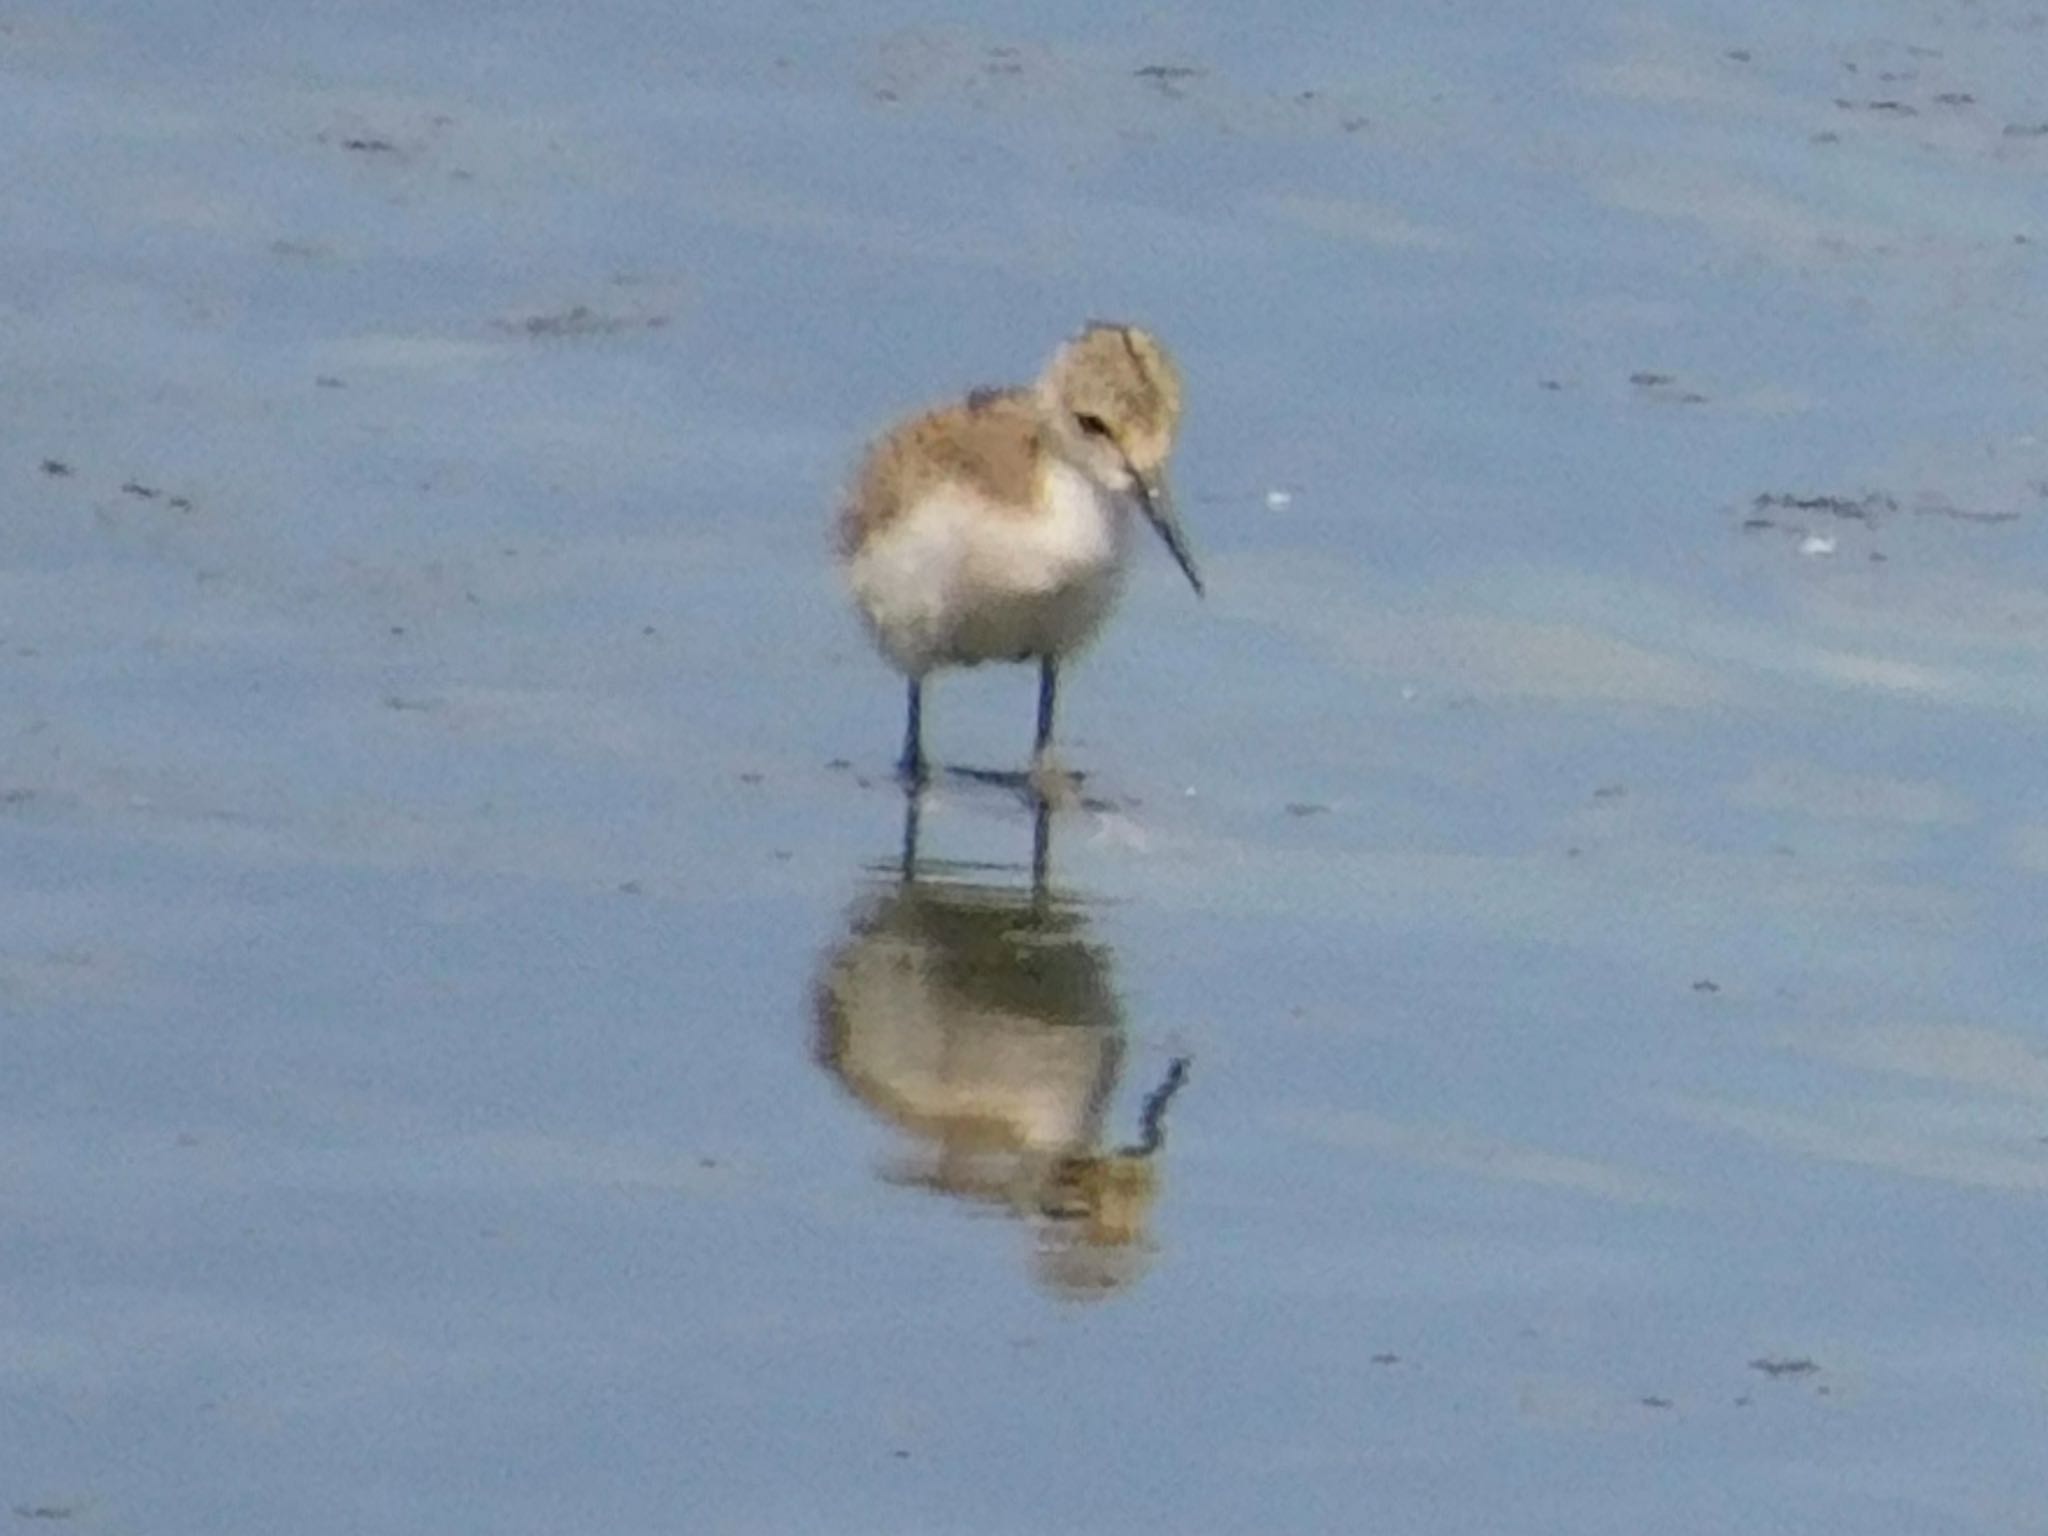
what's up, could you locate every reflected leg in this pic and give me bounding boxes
[899,776,924,882]
[1029,792,1052,894]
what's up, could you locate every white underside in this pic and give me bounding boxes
[846,461,1134,677]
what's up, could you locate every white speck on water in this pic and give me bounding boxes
[1799,534,1837,556]
[1265,489,1293,511]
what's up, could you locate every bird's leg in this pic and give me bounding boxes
[1034,656,1058,765]
[897,676,927,787]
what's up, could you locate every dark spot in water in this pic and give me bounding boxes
[1629,372,1707,404]
[1753,491,1894,521]
[1692,978,1720,994]
[2003,122,2048,138]
[498,304,669,338]
[1640,1396,1673,1410]
[1133,63,1204,98]
[120,480,160,499]
[1284,801,1330,818]
[341,135,400,153]
[39,459,72,477]
[1750,1356,1820,1377]
[1915,495,2021,525]
[1370,1352,1401,1366]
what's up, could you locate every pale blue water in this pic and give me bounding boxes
[6,2,2048,1531]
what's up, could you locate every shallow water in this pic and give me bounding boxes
[6,2,2048,1531]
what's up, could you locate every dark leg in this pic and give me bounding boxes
[1034,656,1058,762]
[899,777,924,882]
[897,676,927,785]
[1029,793,1052,894]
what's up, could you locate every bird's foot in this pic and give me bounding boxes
[1028,750,1081,809]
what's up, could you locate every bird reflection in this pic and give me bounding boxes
[813,870,1189,1301]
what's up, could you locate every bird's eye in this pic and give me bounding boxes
[1075,413,1113,439]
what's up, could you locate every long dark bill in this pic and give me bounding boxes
[1132,468,1204,597]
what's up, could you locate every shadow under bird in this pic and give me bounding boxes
[837,322,1204,786]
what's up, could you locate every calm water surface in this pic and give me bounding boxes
[5,1,2048,1530]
